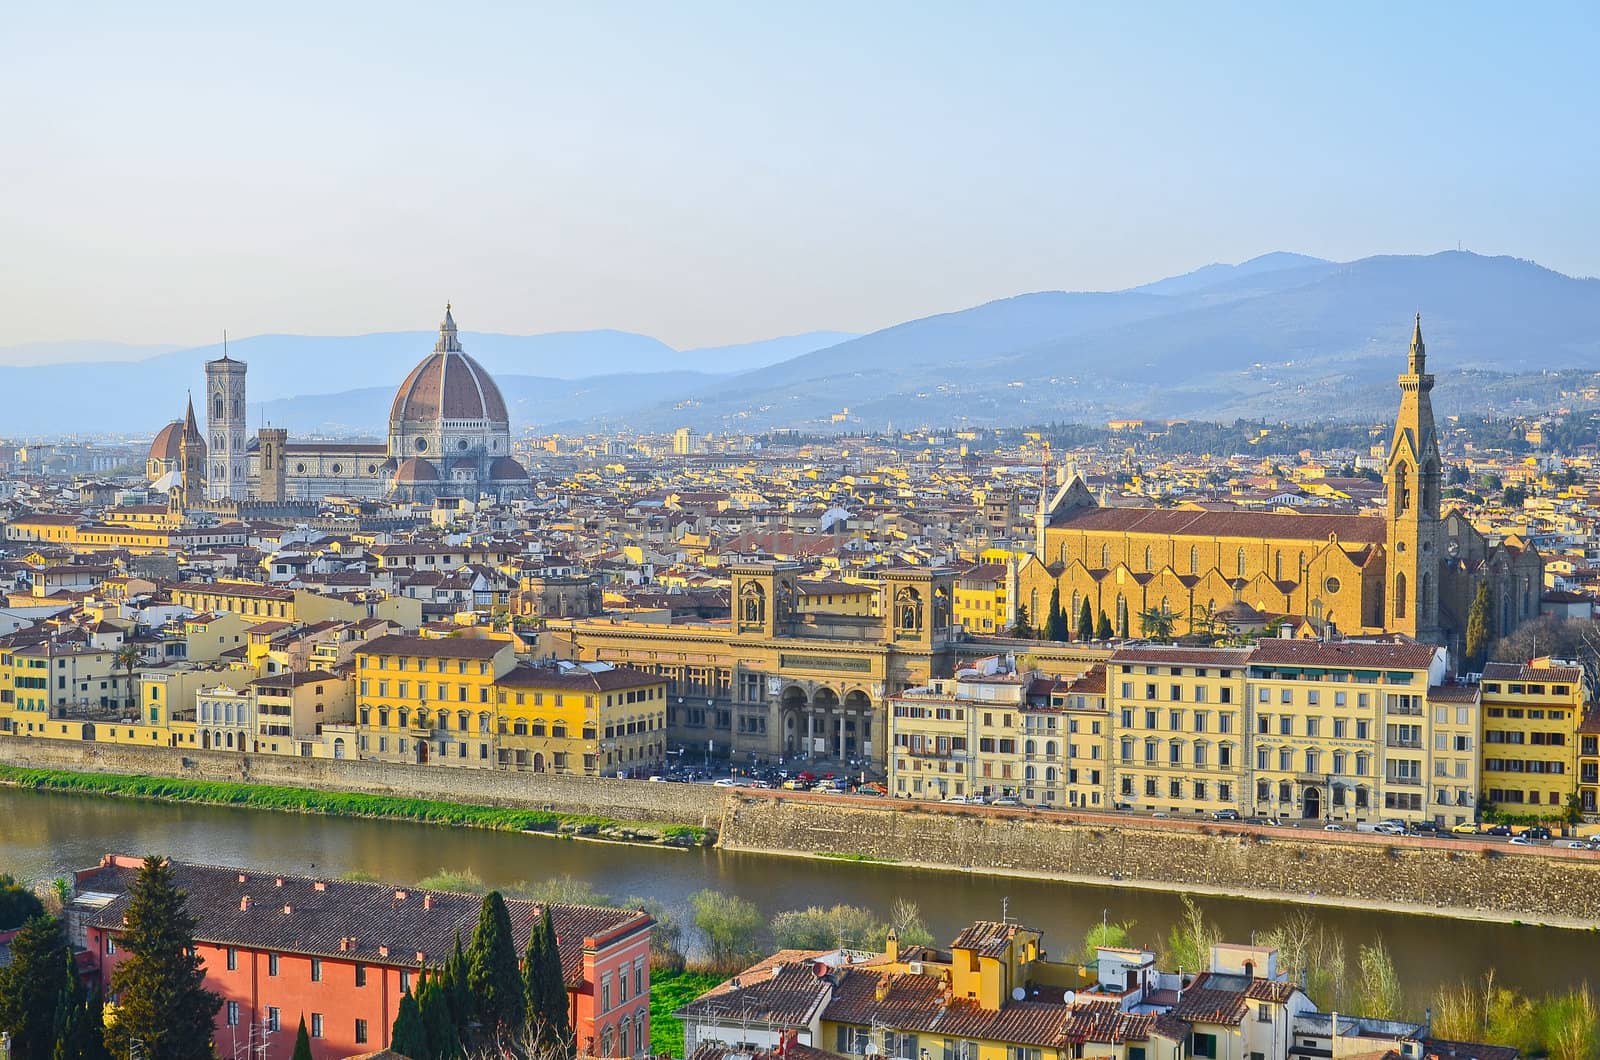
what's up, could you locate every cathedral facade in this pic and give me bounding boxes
[147,307,529,505]
[1018,318,1543,661]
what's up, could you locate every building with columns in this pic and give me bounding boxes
[1019,318,1543,665]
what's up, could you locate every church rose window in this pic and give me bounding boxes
[295,463,305,473]
[416,438,427,451]
[1324,577,1341,594]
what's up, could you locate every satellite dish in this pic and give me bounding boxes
[1012,987,1026,1001]
[1063,990,1077,1005]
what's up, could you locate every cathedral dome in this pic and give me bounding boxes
[389,307,509,427]
[148,420,188,462]
[393,457,441,483]
[487,456,528,483]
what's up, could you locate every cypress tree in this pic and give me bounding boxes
[420,973,460,1060]
[1044,586,1065,641]
[526,907,570,1045]
[392,989,428,1059]
[50,948,111,1060]
[1078,597,1094,641]
[467,891,526,1038]
[1466,582,1491,671]
[104,855,222,1060]
[292,1015,314,1060]
[1096,609,1113,641]
[0,914,73,1059]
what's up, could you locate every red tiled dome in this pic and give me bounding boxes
[392,457,440,483]
[389,307,508,426]
[149,420,186,461]
[488,456,528,482]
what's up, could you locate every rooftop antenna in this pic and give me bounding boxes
[1001,896,1010,925]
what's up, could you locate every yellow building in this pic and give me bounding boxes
[0,639,138,737]
[494,663,667,776]
[1480,658,1588,816]
[355,634,514,764]
[953,563,1009,635]
[1579,713,1600,815]
[173,581,298,621]
[1109,646,1253,816]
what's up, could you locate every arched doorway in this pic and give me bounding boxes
[81,723,96,742]
[779,686,808,753]
[809,687,840,758]
[333,737,346,760]
[533,752,546,773]
[1302,785,1322,820]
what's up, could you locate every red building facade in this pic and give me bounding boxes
[73,855,653,1060]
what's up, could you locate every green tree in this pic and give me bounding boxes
[113,644,141,711]
[770,904,880,950]
[874,897,934,950]
[1540,984,1600,1060]
[0,873,45,931]
[392,989,429,1059]
[1354,937,1404,1020]
[419,974,460,1060]
[690,890,763,971]
[1138,607,1175,642]
[1465,582,1491,671]
[50,953,111,1060]
[467,891,526,1039]
[1045,586,1067,641]
[522,907,569,1046]
[1009,603,1031,639]
[1502,485,1528,508]
[292,1014,314,1060]
[622,895,685,971]
[0,914,74,1058]
[1095,610,1113,641]
[1077,919,1135,964]
[1078,597,1094,642]
[442,931,471,1032]
[1161,896,1218,973]
[104,856,221,1060]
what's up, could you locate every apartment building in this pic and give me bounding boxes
[354,634,515,764]
[494,662,668,776]
[1479,659,1589,813]
[73,854,653,1060]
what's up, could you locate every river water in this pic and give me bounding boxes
[3,788,1594,1002]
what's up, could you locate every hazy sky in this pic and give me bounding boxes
[4,2,1597,350]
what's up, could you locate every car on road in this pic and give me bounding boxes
[1323,823,1345,831]
[1565,840,1590,849]
[1484,825,1513,837]
[991,796,1021,807]
[1450,822,1479,834]
[1372,823,1407,836]
[712,778,740,787]
[1521,826,1553,841]
[1212,809,1241,821]
[647,775,666,783]
[1509,835,1535,846]
[780,779,811,791]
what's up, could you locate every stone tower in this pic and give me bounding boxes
[1387,315,1442,643]
[174,393,204,511]
[257,427,288,503]
[205,350,248,501]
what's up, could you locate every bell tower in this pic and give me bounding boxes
[205,343,249,501]
[1387,315,1442,643]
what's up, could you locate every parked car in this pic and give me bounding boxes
[1212,809,1241,821]
[1450,822,1479,834]
[1373,823,1407,836]
[1564,840,1590,849]
[1484,825,1513,837]
[647,775,666,783]
[712,778,740,787]
[1323,823,1345,831]
[1508,835,1535,846]
[991,796,1020,807]
[1408,821,1441,834]
[1522,826,1553,841]
[780,779,811,791]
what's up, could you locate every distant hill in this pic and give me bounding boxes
[0,328,854,434]
[0,340,183,367]
[610,251,1600,431]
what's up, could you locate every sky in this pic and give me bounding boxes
[3,2,1598,351]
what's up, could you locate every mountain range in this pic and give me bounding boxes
[8,250,1600,438]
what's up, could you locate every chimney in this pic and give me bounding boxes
[240,896,252,911]
[238,873,248,883]
[394,889,408,901]
[274,877,284,887]
[340,938,352,952]
[416,951,427,963]
[282,904,293,915]
[423,894,434,909]
[313,880,326,891]
[379,945,390,957]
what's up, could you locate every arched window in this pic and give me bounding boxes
[397,708,409,728]
[1237,548,1247,577]
[1190,545,1199,574]
[1025,765,1037,782]
[1395,461,1411,514]
[1160,596,1170,616]
[1144,546,1153,570]
[1045,766,1058,782]
[1420,572,1431,618]
[1045,740,1058,757]
[1395,572,1408,619]
[1274,551,1282,581]
[1101,543,1111,569]
[1116,594,1128,638]
[1025,739,1036,755]
[1058,542,1068,564]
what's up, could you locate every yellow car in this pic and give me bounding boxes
[1450,822,1479,834]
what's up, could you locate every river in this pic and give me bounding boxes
[3,788,1594,1003]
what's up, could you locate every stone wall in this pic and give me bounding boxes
[0,739,724,829]
[717,793,1600,923]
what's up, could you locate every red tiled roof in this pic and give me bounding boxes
[1048,506,1387,545]
[1249,639,1440,670]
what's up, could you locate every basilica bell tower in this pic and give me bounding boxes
[1386,315,1443,643]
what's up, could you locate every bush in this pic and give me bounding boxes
[690,890,763,971]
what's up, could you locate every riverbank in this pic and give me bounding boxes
[0,765,713,847]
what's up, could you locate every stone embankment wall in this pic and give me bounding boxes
[0,739,724,829]
[717,793,1600,924]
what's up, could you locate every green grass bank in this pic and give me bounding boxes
[649,970,723,1057]
[0,765,711,845]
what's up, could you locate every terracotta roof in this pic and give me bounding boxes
[1481,662,1585,684]
[73,857,647,983]
[1048,505,1387,544]
[390,350,509,424]
[1428,683,1480,703]
[1249,639,1440,670]
[357,633,510,660]
[1110,646,1254,668]
[1172,972,1299,1026]
[950,920,1028,957]
[497,663,664,692]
